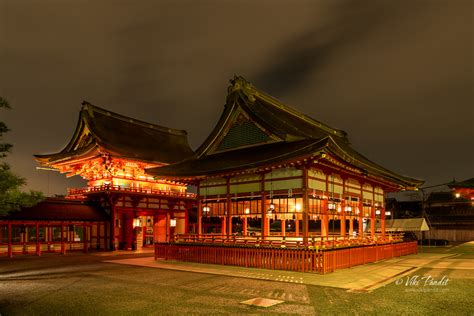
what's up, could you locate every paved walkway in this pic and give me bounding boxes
[105,252,470,292]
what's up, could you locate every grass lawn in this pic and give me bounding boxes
[0,244,473,315]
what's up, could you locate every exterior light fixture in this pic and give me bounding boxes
[455,193,461,198]
[244,208,250,214]
[133,218,141,228]
[202,205,210,214]
[269,203,275,210]
[345,206,352,212]
[328,203,336,210]
[385,211,391,216]
[170,218,177,227]
[295,203,301,212]
[375,210,381,215]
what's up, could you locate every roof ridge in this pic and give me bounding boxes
[81,101,188,136]
[227,76,347,139]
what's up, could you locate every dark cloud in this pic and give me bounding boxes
[0,0,472,195]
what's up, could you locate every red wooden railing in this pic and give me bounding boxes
[155,241,418,274]
[68,185,196,198]
[155,243,324,273]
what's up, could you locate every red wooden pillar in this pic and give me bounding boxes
[302,167,309,245]
[358,200,364,237]
[109,197,117,251]
[371,187,376,239]
[370,205,375,239]
[281,219,286,237]
[166,212,171,242]
[36,223,41,256]
[7,222,12,258]
[123,213,134,250]
[321,198,329,240]
[197,181,202,236]
[243,217,248,237]
[61,223,66,255]
[83,226,89,253]
[340,198,346,238]
[295,218,299,237]
[226,177,232,237]
[221,217,226,237]
[261,173,269,239]
[349,218,353,237]
[381,207,386,238]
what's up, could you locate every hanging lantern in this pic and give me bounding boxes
[295,203,302,212]
[133,218,141,228]
[245,208,250,215]
[170,218,177,227]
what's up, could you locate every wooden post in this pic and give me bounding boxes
[358,199,364,237]
[197,180,202,236]
[302,167,309,245]
[61,223,66,255]
[221,217,226,237]
[381,207,386,238]
[349,218,353,237]
[243,216,248,236]
[109,197,117,251]
[321,198,328,240]
[226,177,232,237]
[295,218,299,236]
[36,223,41,256]
[7,222,12,258]
[166,212,171,242]
[261,173,269,239]
[370,205,375,239]
[371,187,375,239]
[281,218,286,237]
[83,226,88,253]
[340,179,346,238]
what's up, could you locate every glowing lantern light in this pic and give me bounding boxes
[170,218,177,227]
[295,203,302,212]
[245,208,250,214]
[455,193,461,198]
[133,218,141,228]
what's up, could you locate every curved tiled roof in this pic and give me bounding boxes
[35,102,194,164]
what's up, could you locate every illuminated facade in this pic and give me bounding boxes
[34,102,196,251]
[150,76,424,246]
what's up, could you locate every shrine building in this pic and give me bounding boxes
[1,102,196,256]
[1,76,423,273]
[150,76,423,273]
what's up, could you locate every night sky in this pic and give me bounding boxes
[0,0,472,196]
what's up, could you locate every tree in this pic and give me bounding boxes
[0,97,43,215]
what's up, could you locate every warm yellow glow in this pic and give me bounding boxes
[385,211,391,216]
[133,218,141,228]
[170,219,177,227]
[455,193,461,198]
[295,203,301,212]
[345,206,352,212]
[245,208,250,214]
[375,210,381,215]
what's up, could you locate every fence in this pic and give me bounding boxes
[155,241,418,274]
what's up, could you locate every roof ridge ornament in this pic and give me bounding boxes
[228,76,257,102]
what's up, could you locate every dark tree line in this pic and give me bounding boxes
[0,97,43,215]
